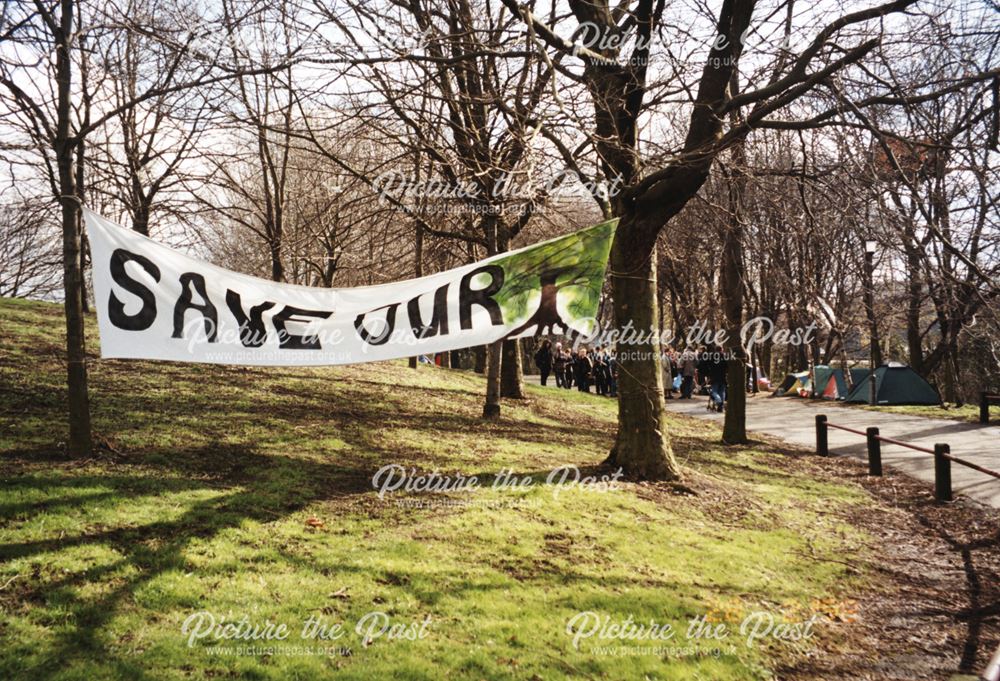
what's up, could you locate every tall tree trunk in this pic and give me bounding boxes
[500,339,524,398]
[75,138,89,313]
[721,221,747,444]
[409,222,424,370]
[270,240,284,282]
[56,0,92,457]
[904,238,923,372]
[133,202,151,236]
[949,340,962,405]
[604,227,681,480]
[721,114,748,444]
[483,340,502,418]
[863,250,883,369]
[495,227,523,398]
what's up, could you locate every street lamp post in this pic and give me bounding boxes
[864,240,879,406]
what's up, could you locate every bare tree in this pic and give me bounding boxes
[500,0,997,479]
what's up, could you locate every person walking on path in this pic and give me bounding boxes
[680,348,697,399]
[708,346,728,412]
[664,347,679,399]
[534,340,553,386]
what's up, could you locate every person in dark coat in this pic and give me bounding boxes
[607,348,618,397]
[552,342,568,388]
[561,347,574,389]
[593,345,609,395]
[696,347,713,395]
[534,339,553,386]
[573,348,593,392]
[707,346,728,412]
[679,347,697,399]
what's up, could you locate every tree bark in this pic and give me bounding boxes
[409,222,424,370]
[722,118,748,444]
[904,233,924,372]
[604,226,681,480]
[483,339,502,418]
[56,0,92,457]
[270,241,284,282]
[500,339,524,398]
[721,212,748,444]
[75,137,89,313]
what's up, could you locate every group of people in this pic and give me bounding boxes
[530,340,731,412]
[663,346,729,412]
[533,340,617,396]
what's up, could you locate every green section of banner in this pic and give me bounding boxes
[494,219,617,338]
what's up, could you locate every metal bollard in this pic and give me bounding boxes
[866,427,882,476]
[933,443,952,502]
[816,414,828,457]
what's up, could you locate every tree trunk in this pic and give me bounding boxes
[409,223,424,370]
[474,345,487,374]
[270,241,284,282]
[721,275,747,444]
[56,0,92,457]
[133,201,151,236]
[949,341,963,405]
[863,250,883,369]
[904,238,923,372]
[483,339,502,418]
[721,127,748,444]
[604,227,681,480]
[500,339,524,398]
[75,138,89,313]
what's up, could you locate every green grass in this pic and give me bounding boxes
[847,401,985,423]
[1,297,873,680]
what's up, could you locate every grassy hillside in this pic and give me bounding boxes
[1,296,875,680]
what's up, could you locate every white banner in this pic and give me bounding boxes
[84,209,616,366]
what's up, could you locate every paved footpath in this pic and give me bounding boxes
[662,394,1000,509]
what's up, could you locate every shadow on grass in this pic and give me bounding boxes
[0,443,381,677]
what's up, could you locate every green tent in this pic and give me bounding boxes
[814,366,870,400]
[844,364,940,405]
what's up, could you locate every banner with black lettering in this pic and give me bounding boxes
[84,209,616,365]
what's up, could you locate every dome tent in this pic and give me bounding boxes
[772,371,811,397]
[814,366,870,400]
[844,363,941,405]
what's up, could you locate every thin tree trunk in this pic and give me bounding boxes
[483,339,502,418]
[949,341,963,405]
[604,227,681,480]
[270,240,284,282]
[500,339,524,398]
[75,138,89,313]
[133,202,151,236]
[905,236,923,372]
[409,222,424,370]
[721,253,747,444]
[721,115,748,444]
[474,345,487,374]
[56,0,92,456]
